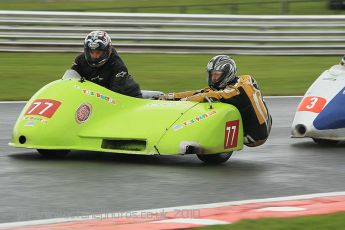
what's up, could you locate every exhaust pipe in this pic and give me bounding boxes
[293,124,307,137]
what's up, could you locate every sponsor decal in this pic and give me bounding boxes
[322,75,337,81]
[22,116,48,124]
[24,121,36,127]
[82,89,116,105]
[73,84,116,105]
[75,103,92,124]
[25,99,61,118]
[224,120,239,149]
[173,110,217,131]
[297,96,327,113]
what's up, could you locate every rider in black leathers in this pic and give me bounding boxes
[72,30,142,98]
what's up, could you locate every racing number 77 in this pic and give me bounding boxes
[25,99,62,118]
[27,102,53,115]
[224,120,239,149]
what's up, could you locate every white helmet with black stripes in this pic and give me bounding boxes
[206,55,237,90]
[84,30,112,67]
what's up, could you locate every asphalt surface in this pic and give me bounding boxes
[1,98,345,223]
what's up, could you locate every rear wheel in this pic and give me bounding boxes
[197,152,232,164]
[37,149,70,157]
[312,138,339,146]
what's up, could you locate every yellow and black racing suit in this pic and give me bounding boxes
[171,75,272,147]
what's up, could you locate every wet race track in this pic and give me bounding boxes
[0,97,345,223]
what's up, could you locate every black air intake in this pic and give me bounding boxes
[101,139,146,151]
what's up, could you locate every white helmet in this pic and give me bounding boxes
[84,31,112,67]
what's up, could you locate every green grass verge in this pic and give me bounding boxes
[196,212,345,230]
[0,0,340,15]
[0,52,339,100]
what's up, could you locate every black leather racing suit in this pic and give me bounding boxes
[71,48,142,98]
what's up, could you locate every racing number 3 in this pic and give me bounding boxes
[297,96,327,113]
[25,99,61,118]
[224,120,239,149]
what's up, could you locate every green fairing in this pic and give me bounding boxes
[9,75,243,156]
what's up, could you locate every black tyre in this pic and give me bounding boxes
[37,149,70,157]
[312,138,339,146]
[197,152,232,164]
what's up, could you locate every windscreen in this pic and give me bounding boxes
[62,69,82,81]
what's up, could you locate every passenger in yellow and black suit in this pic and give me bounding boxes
[159,55,272,147]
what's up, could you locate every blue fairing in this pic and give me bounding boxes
[313,87,345,130]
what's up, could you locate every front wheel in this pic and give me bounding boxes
[312,138,339,146]
[197,152,232,164]
[37,149,70,157]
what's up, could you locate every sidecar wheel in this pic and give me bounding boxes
[37,149,70,157]
[197,152,232,164]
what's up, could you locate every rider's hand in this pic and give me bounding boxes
[152,95,166,100]
[156,93,175,100]
[152,94,162,100]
